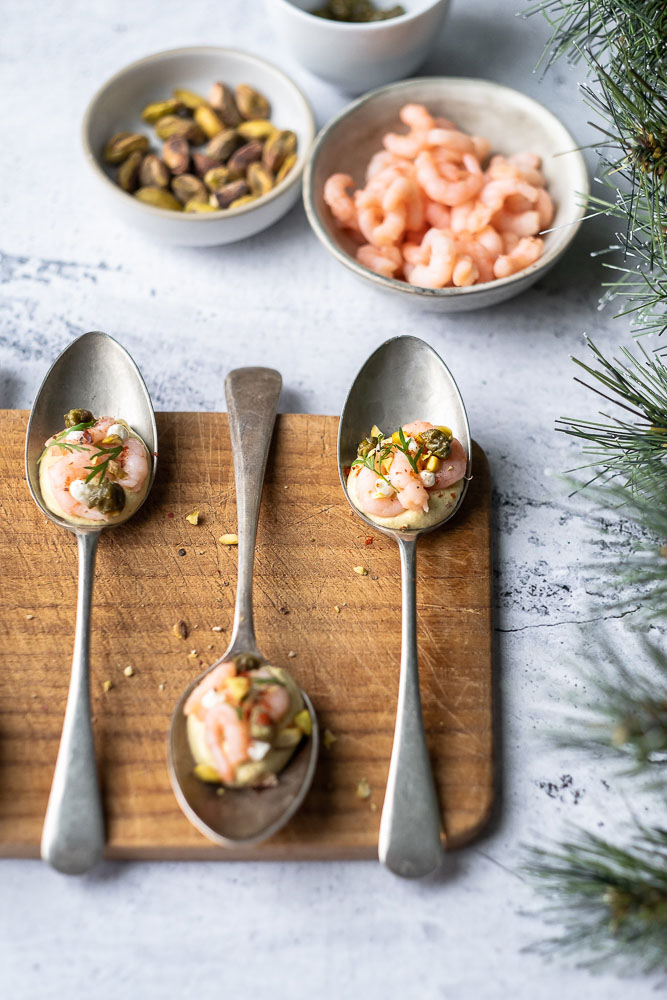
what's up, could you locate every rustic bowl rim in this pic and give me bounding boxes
[302,76,589,299]
[269,0,448,30]
[81,45,316,223]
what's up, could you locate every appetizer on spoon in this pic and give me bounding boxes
[338,335,471,878]
[168,368,319,846]
[25,332,157,874]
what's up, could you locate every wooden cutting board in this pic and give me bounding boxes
[0,410,492,861]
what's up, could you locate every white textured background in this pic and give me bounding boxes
[1,1,661,997]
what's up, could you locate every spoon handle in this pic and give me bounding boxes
[378,535,443,878]
[225,367,282,659]
[41,530,104,874]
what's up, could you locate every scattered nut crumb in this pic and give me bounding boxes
[371,575,378,581]
[356,778,371,800]
[185,510,200,525]
[198,550,205,555]
[193,624,199,629]
[310,537,316,542]
[219,533,238,545]
[207,644,213,649]
[103,680,113,693]
[188,649,198,658]
[353,565,368,576]
[158,683,165,691]
[173,620,188,640]
[25,613,34,620]
[211,625,224,632]
[288,650,297,658]
[370,802,379,812]
[334,605,341,614]
[324,729,337,750]
[216,787,225,796]
[123,665,134,678]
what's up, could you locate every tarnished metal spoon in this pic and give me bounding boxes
[338,336,472,878]
[168,368,319,848]
[25,331,157,874]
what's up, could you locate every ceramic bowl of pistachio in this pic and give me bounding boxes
[82,47,316,246]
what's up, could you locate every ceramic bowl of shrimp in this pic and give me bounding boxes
[303,77,589,310]
[82,47,315,246]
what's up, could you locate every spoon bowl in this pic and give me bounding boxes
[25,331,157,874]
[168,367,319,848]
[338,335,471,878]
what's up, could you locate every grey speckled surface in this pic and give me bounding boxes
[0,2,660,998]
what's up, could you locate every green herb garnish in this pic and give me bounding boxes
[351,430,394,486]
[84,443,123,484]
[37,420,96,464]
[397,427,423,474]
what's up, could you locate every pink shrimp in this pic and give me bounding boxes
[356,183,407,248]
[475,224,505,257]
[424,200,451,229]
[493,236,543,279]
[348,465,405,518]
[356,243,402,278]
[255,671,291,722]
[402,420,435,437]
[46,415,115,450]
[118,437,149,491]
[404,228,456,288]
[47,448,107,521]
[387,449,429,513]
[415,151,484,206]
[383,103,434,158]
[491,208,541,237]
[323,173,359,232]
[450,200,477,233]
[365,150,406,182]
[452,255,479,286]
[425,128,476,158]
[471,135,491,163]
[432,437,467,488]
[204,702,250,784]
[535,187,554,229]
[451,232,495,283]
[184,661,236,720]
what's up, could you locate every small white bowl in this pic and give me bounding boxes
[303,77,589,311]
[82,47,315,247]
[266,0,451,94]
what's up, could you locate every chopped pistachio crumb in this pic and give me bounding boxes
[353,565,369,576]
[370,802,379,812]
[288,650,297,658]
[294,709,312,735]
[185,510,200,525]
[211,625,223,632]
[158,683,165,691]
[356,778,371,800]
[103,680,113,693]
[219,533,238,545]
[188,649,198,658]
[123,665,134,677]
[334,605,341,614]
[324,729,337,750]
[25,613,34,620]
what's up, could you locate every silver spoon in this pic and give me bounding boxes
[168,367,319,847]
[25,331,157,875]
[338,335,472,878]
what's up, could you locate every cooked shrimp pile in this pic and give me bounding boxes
[39,409,150,523]
[185,655,309,787]
[323,104,554,289]
[347,420,467,522]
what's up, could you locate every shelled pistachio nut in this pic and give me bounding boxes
[141,98,182,123]
[172,173,208,205]
[235,84,270,120]
[117,150,144,192]
[247,162,274,196]
[204,166,231,191]
[227,139,263,175]
[206,128,238,162]
[214,179,250,208]
[172,87,206,109]
[135,186,183,210]
[194,104,225,140]
[275,153,297,184]
[184,199,218,213]
[139,153,170,188]
[162,135,190,175]
[104,132,149,164]
[237,119,276,141]
[263,130,297,174]
[229,193,257,210]
[155,115,205,145]
[193,153,222,177]
[208,82,243,126]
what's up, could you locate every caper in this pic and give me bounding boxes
[87,481,126,515]
[249,705,275,742]
[64,408,94,427]
[234,652,261,672]
[420,428,452,458]
[357,435,378,458]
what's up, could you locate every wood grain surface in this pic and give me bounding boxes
[0,410,493,860]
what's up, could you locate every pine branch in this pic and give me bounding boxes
[524,825,667,973]
[557,338,667,502]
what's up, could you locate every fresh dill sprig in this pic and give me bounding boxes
[397,427,424,474]
[37,420,95,464]
[523,824,667,974]
[84,443,123,484]
[351,431,394,485]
